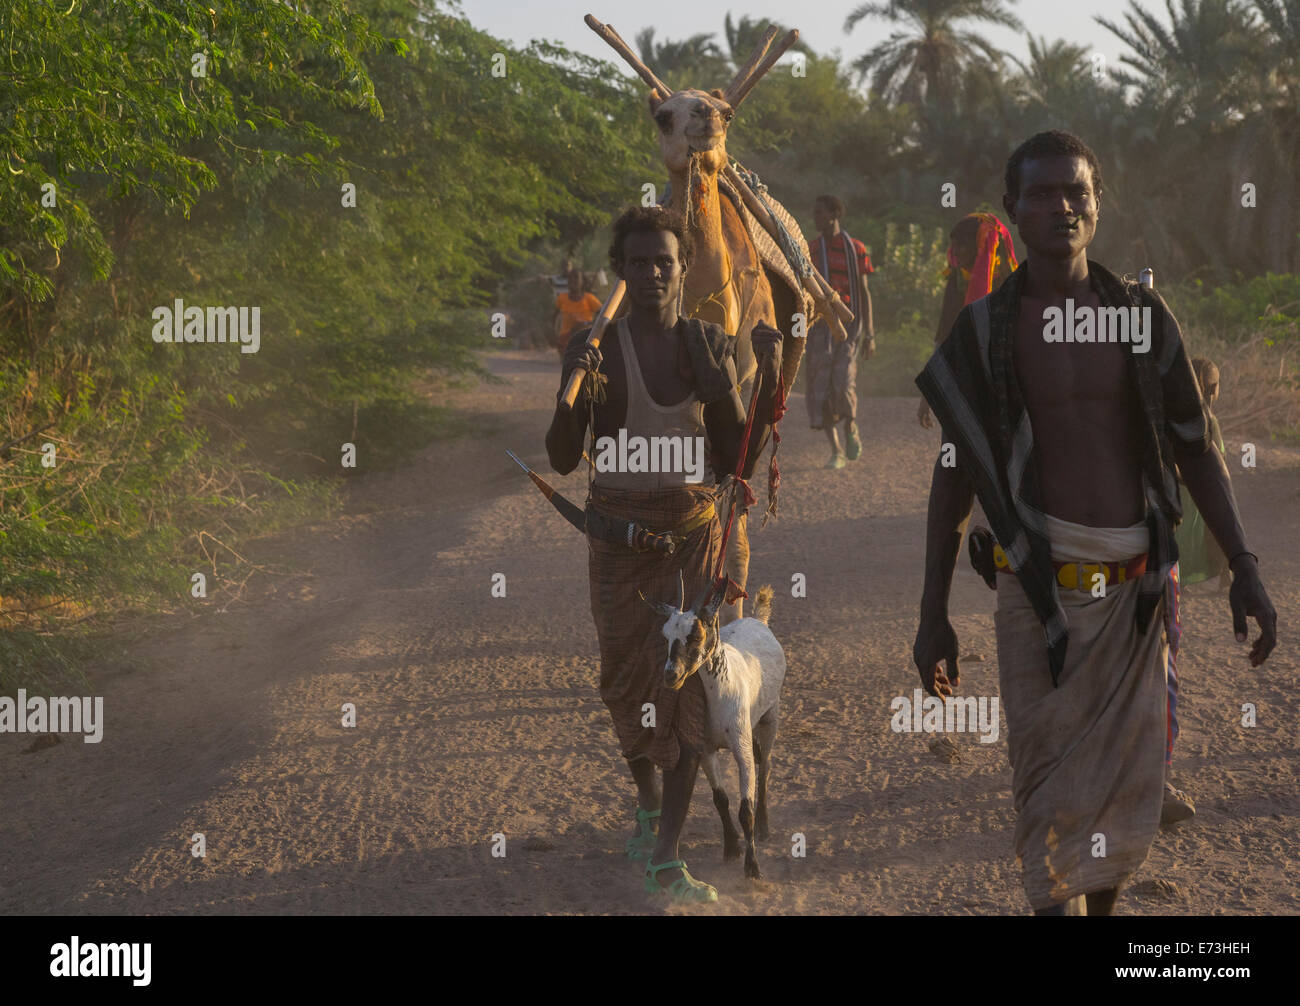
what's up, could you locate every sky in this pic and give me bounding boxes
[458,0,1141,84]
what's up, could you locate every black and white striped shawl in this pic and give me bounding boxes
[916,260,1211,685]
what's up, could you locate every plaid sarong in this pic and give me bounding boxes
[587,485,720,770]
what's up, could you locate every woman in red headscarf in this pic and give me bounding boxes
[918,213,1018,428]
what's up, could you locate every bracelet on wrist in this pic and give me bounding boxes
[1229,550,1259,569]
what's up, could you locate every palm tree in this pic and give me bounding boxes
[1234,1,1300,272]
[634,27,730,87]
[721,12,813,67]
[1093,1,1297,275]
[916,59,1022,201]
[1010,35,1091,106]
[1096,0,1257,126]
[842,0,1023,106]
[1251,0,1300,108]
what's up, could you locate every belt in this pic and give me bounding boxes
[662,503,716,539]
[993,542,1148,592]
[585,502,716,553]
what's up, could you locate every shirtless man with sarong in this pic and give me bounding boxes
[546,206,782,904]
[913,131,1278,915]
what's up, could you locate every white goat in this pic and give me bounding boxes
[643,574,786,879]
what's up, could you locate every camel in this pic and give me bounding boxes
[587,15,839,619]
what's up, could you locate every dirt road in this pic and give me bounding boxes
[2,348,1296,915]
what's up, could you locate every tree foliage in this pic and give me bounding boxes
[0,0,649,668]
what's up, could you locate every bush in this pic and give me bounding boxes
[1162,275,1300,444]
[850,221,947,396]
[1163,273,1300,345]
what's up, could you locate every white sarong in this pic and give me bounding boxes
[995,516,1168,910]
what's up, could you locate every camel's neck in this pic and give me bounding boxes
[668,165,727,280]
[667,162,744,337]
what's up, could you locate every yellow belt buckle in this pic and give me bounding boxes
[1057,562,1077,591]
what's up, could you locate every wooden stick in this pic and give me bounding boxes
[807,266,857,328]
[721,165,854,340]
[585,15,672,97]
[726,30,799,108]
[561,279,626,409]
[722,24,779,105]
[723,164,849,335]
[799,275,851,342]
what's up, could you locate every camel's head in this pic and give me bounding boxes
[586,14,799,179]
[649,88,733,175]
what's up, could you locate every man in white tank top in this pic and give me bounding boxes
[547,206,784,904]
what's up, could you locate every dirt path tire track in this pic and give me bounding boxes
[1,349,1296,915]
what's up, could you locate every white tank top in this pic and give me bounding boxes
[592,319,713,490]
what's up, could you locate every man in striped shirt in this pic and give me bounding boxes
[807,195,875,469]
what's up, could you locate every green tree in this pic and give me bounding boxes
[721,12,813,66]
[0,0,654,672]
[1253,0,1300,107]
[1097,0,1257,125]
[634,27,730,87]
[1011,36,1092,106]
[842,0,1023,106]
[0,1,389,315]
[1096,0,1298,275]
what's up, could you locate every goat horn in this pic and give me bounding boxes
[724,28,799,109]
[638,588,677,619]
[721,24,779,106]
[690,575,717,614]
[585,14,673,98]
[677,570,685,611]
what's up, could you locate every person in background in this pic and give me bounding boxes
[806,195,875,469]
[549,257,575,297]
[552,268,603,356]
[918,212,1018,429]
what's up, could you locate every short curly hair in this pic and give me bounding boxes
[609,205,694,274]
[814,195,845,219]
[1005,130,1104,201]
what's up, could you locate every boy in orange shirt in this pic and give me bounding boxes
[553,269,603,355]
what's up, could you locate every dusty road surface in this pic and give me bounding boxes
[2,348,1296,915]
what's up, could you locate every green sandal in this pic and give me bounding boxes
[845,422,862,461]
[644,859,717,903]
[625,807,661,861]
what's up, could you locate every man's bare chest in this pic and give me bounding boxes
[1014,296,1134,412]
